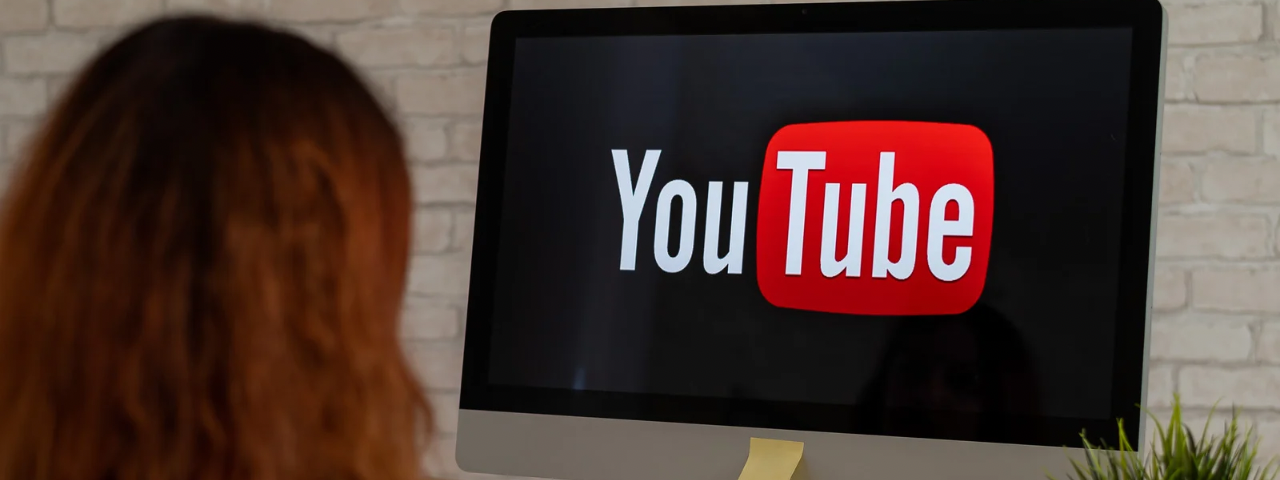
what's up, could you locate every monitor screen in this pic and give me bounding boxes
[481,27,1136,447]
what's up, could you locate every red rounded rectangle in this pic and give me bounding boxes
[755,121,994,316]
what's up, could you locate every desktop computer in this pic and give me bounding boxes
[457,1,1168,479]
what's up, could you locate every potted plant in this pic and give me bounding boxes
[1054,395,1278,480]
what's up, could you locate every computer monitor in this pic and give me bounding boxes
[457,1,1167,479]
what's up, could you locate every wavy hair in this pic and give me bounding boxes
[0,15,430,480]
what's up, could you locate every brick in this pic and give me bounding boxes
[397,70,487,115]
[269,0,396,22]
[401,296,459,340]
[400,0,503,15]
[1151,315,1253,361]
[1158,162,1196,205]
[1259,109,1280,156]
[412,164,479,204]
[462,24,490,64]
[1155,214,1270,259]
[3,121,36,158]
[415,208,452,253]
[406,342,463,390]
[1192,268,1280,314]
[1180,366,1280,409]
[408,253,471,296]
[452,211,474,251]
[0,0,47,32]
[429,392,459,433]
[1202,160,1280,204]
[1153,267,1187,312]
[0,79,45,116]
[1146,365,1175,408]
[3,35,99,74]
[364,72,398,110]
[1251,322,1280,363]
[279,25,334,48]
[450,121,483,161]
[336,27,458,68]
[1195,56,1280,102]
[166,0,266,14]
[53,0,163,28]
[1161,107,1255,154]
[1166,52,1188,101]
[510,0,631,8]
[1167,5,1262,46]
[404,118,449,162]
[45,76,72,105]
[1254,420,1280,459]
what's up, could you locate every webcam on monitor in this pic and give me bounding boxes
[457,0,1167,479]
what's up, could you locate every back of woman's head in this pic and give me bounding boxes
[0,15,428,480]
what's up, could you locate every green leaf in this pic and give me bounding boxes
[1052,394,1279,480]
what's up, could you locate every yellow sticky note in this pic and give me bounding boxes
[737,437,804,480]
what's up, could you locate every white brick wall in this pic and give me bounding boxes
[0,0,1277,476]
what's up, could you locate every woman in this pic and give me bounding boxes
[0,15,431,480]
[853,304,1042,443]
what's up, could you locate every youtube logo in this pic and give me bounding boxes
[757,121,994,316]
[613,121,994,317]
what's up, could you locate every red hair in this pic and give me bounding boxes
[0,15,430,480]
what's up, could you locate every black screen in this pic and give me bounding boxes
[486,29,1134,440]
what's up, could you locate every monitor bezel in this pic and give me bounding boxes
[460,0,1165,450]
